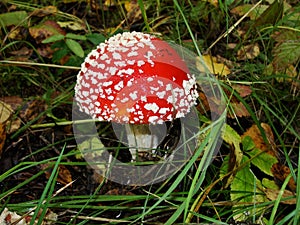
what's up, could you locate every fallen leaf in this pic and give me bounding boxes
[242,136,278,176]
[0,100,13,124]
[237,43,260,60]
[0,208,27,225]
[31,6,58,17]
[271,163,297,192]
[262,178,280,190]
[241,123,277,157]
[196,89,210,115]
[0,123,6,157]
[230,155,266,221]
[19,99,47,123]
[0,11,28,27]
[264,188,296,205]
[230,4,268,20]
[223,86,250,119]
[220,124,243,188]
[57,21,85,31]
[29,20,66,43]
[231,84,252,98]
[271,30,299,43]
[9,46,33,61]
[0,100,11,153]
[41,164,73,185]
[196,84,250,118]
[0,97,23,134]
[228,101,250,118]
[0,96,23,111]
[196,54,231,76]
[7,27,26,40]
[272,40,300,73]
[253,0,283,27]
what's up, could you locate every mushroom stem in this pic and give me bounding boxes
[125,124,158,162]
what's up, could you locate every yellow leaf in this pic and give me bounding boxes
[0,100,13,123]
[196,55,231,76]
[221,124,243,188]
[104,0,117,6]
[57,21,85,31]
[201,0,218,7]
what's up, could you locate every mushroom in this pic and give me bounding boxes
[74,31,198,162]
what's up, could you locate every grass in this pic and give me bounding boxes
[0,0,299,224]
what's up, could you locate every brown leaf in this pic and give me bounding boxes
[231,84,252,98]
[41,164,73,185]
[271,163,297,192]
[196,84,251,118]
[57,165,73,185]
[0,96,23,134]
[37,45,54,58]
[264,188,296,205]
[228,102,250,119]
[223,87,250,118]
[9,46,33,58]
[241,123,277,157]
[0,123,6,157]
[29,20,65,43]
[196,86,210,115]
[237,43,260,60]
[20,99,47,123]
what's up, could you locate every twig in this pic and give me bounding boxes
[206,0,263,53]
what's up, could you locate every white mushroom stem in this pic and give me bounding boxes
[125,124,158,162]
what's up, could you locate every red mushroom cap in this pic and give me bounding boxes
[75,31,198,124]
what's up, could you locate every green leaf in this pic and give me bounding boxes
[65,38,84,58]
[220,124,243,188]
[246,147,278,177]
[242,135,255,151]
[86,33,106,45]
[231,155,266,221]
[230,4,268,20]
[253,0,284,27]
[42,34,65,43]
[0,11,27,27]
[65,33,87,41]
[77,137,106,176]
[52,47,69,63]
[262,178,279,190]
[272,39,300,69]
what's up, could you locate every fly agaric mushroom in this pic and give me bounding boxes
[75,31,198,161]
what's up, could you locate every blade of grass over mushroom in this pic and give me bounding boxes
[132,133,210,224]
[185,114,227,223]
